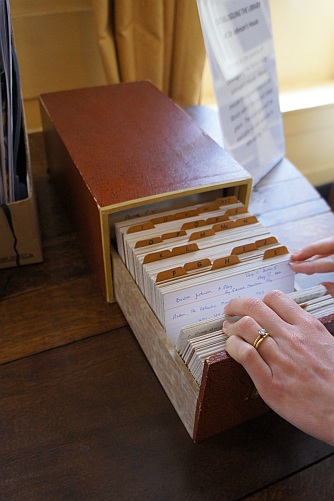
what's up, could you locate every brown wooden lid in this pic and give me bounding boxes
[40,81,250,209]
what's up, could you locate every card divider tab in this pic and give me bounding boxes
[225,206,248,216]
[212,220,237,232]
[263,245,289,259]
[255,236,278,248]
[181,219,207,230]
[184,258,212,273]
[212,215,258,233]
[155,251,240,284]
[234,216,258,227]
[155,267,187,283]
[197,203,221,213]
[214,195,238,205]
[170,243,199,256]
[135,236,163,249]
[147,232,277,285]
[188,228,215,242]
[127,221,155,234]
[231,242,257,255]
[205,214,230,225]
[143,249,173,264]
[144,242,199,266]
[161,230,187,240]
[211,254,240,270]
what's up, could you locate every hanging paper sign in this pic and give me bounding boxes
[197,0,285,184]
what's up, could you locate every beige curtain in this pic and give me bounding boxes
[91,0,206,106]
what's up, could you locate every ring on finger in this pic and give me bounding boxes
[253,328,270,350]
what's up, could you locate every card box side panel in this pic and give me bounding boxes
[320,314,334,335]
[112,247,199,437]
[40,102,106,298]
[194,351,269,442]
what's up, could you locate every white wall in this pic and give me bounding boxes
[11,0,107,131]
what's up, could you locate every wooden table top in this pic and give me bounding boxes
[1,108,334,500]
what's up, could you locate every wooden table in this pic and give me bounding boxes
[1,108,334,500]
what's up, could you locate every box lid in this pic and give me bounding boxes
[40,81,251,210]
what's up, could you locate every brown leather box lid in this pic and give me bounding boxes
[40,81,250,210]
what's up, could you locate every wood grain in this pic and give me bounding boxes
[0,274,127,364]
[0,329,333,501]
[0,233,90,299]
[243,454,334,500]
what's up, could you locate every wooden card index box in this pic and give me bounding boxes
[39,81,259,441]
[39,81,252,303]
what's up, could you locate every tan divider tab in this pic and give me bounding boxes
[256,236,278,248]
[232,243,257,255]
[216,195,238,205]
[171,243,199,256]
[127,222,155,234]
[263,246,289,259]
[174,209,199,220]
[161,230,187,240]
[181,219,206,230]
[211,254,240,270]
[150,214,176,224]
[197,203,221,214]
[135,237,163,249]
[234,216,258,227]
[184,258,212,272]
[205,214,229,225]
[143,249,172,264]
[225,206,247,216]
[156,267,186,283]
[212,220,236,232]
[188,228,215,241]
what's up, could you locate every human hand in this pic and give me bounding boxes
[223,290,334,446]
[290,236,334,275]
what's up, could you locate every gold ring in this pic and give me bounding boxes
[253,328,270,350]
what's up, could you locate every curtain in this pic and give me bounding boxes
[91,0,206,106]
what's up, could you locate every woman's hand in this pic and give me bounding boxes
[290,236,334,274]
[290,236,334,296]
[223,290,334,446]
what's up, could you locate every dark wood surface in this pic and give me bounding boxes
[1,108,334,500]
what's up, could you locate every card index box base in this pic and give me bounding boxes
[111,246,270,441]
[39,82,334,441]
[39,81,269,441]
[112,244,334,441]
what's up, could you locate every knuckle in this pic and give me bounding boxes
[237,342,255,365]
[245,297,264,313]
[238,315,256,333]
[264,289,284,304]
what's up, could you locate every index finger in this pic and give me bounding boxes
[262,289,311,325]
[224,290,308,335]
[224,294,287,336]
[291,237,334,261]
